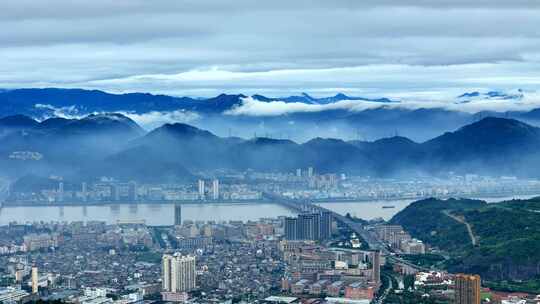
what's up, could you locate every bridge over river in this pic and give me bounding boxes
[263,192,431,272]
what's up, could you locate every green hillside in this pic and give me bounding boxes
[390,197,540,282]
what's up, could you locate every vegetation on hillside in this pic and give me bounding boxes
[390,197,540,283]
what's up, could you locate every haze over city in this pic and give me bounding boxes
[1,1,540,304]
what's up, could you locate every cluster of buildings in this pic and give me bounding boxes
[284,211,333,241]
[8,166,540,206]
[22,233,62,251]
[0,266,40,304]
[408,272,483,304]
[0,214,296,303]
[8,151,43,161]
[7,178,262,204]
[373,225,426,254]
[279,174,540,201]
[71,287,144,304]
[280,241,381,302]
[408,271,540,304]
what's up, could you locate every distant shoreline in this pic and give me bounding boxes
[0,199,265,208]
[2,191,539,208]
[311,192,540,204]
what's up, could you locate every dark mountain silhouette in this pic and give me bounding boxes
[3,115,540,186]
[301,138,372,174]
[228,137,302,171]
[251,92,397,104]
[422,117,540,172]
[350,136,423,175]
[117,116,540,178]
[0,114,39,128]
[0,113,146,179]
[38,117,74,130]
[0,115,40,138]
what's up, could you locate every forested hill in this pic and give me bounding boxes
[390,197,540,282]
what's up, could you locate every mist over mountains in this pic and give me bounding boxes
[2,111,540,185]
[3,88,540,142]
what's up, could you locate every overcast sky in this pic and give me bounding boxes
[2,0,540,101]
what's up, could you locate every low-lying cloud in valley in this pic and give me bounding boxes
[224,91,540,117]
[121,110,200,130]
[34,104,199,130]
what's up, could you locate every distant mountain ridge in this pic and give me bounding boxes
[1,113,540,184]
[4,87,540,142]
[0,88,395,115]
[251,92,397,104]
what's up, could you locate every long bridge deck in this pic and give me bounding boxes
[263,192,430,272]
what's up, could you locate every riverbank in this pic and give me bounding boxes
[310,191,540,203]
[0,202,297,226]
[0,199,265,207]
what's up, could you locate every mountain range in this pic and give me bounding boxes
[3,88,540,142]
[0,88,396,115]
[2,113,540,185]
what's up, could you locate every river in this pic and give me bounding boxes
[0,194,538,225]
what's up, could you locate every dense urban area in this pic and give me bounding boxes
[1,168,539,304]
[3,0,540,303]
[5,167,540,205]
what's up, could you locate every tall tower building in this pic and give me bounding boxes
[111,184,121,201]
[58,182,64,202]
[212,179,219,200]
[81,182,87,202]
[174,204,182,226]
[162,253,197,293]
[284,217,298,240]
[320,211,333,240]
[307,167,314,178]
[371,251,381,284]
[31,266,38,294]
[298,213,320,240]
[455,274,481,304]
[162,255,172,291]
[128,181,138,201]
[198,180,205,200]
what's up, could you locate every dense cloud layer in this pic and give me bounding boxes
[1,0,540,100]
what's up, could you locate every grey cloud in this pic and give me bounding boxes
[1,1,540,101]
[2,1,540,21]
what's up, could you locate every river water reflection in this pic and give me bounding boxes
[1,194,537,225]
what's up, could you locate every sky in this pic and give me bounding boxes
[2,0,540,104]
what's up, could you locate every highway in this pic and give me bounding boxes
[374,274,393,304]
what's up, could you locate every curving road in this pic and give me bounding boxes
[264,192,431,273]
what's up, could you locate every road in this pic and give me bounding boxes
[374,274,393,304]
[443,210,477,246]
[263,192,431,272]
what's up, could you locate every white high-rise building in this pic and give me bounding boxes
[198,180,205,200]
[58,182,64,202]
[162,256,172,291]
[162,254,196,293]
[81,182,87,202]
[31,266,38,294]
[307,167,314,178]
[212,179,219,200]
